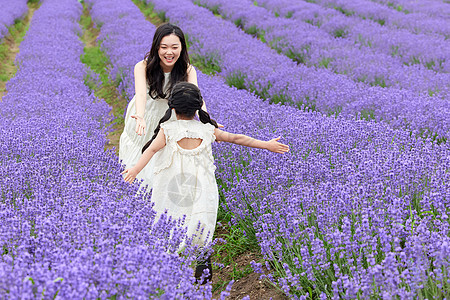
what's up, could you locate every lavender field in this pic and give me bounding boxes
[0,0,449,299]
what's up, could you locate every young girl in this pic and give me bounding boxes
[119,23,207,185]
[122,82,289,283]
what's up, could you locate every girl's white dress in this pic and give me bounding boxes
[119,72,174,187]
[151,119,218,247]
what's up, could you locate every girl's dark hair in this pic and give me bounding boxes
[144,23,190,99]
[142,82,218,153]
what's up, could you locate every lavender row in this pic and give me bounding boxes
[0,0,28,41]
[310,0,450,38]
[0,0,214,298]
[194,0,450,98]
[370,0,450,19]
[203,72,450,299]
[255,0,450,73]
[92,0,450,297]
[146,0,450,140]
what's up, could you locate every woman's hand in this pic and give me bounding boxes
[131,115,146,136]
[266,137,290,154]
[121,167,138,183]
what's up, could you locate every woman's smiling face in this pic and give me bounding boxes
[158,34,182,72]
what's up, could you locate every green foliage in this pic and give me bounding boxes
[211,223,256,293]
[334,6,354,16]
[357,33,373,47]
[213,224,257,267]
[359,109,376,121]
[0,74,9,82]
[81,46,109,83]
[241,25,266,43]
[157,11,166,22]
[318,57,332,69]
[425,60,436,70]
[304,19,314,25]
[270,93,292,105]
[375,18,385,26]
[210,5,220,16]
[0,13,31,84]
[0,43,7,61]
[244,25,260,37]
[333,28,348,38]
[372,76,386,88]
[79,12,92,29]
[285,11,293,18]
[248,81,271,99]
[191,53,221,75]
[83,69,98,90]
[285,47,309,65]
[390,45,400,57]
[327,105,342,117]
[410,56,421,65]
[427,88,439,97]
[131,0,161,26]
[234,18,243,28]
[8,19,27,43]
[225,72,247,90]
[295,95,317,112]
[141,5,155,18]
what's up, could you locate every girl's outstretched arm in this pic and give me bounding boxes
[121,129,166,183]
[214,129,289,154]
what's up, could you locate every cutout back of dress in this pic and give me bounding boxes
[177,137,203,150]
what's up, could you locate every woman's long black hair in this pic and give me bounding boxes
[144,23,190,99]
[142,82,218,153]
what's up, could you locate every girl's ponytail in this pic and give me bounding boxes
[142,108,172,153]
[198,109,218,128]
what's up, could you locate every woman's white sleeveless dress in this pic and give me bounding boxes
[151,120,218,247]
[119,72,174,187]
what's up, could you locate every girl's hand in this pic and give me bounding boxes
[266,137,289,154]
[121,168,138,183]
[131,115,146,136]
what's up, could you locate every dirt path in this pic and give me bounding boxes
[0,2,39,101]
[210,224,288,299]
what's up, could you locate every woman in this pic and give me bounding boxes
[119,23,202,187]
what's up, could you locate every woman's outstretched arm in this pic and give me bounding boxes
[187,65,208,111]
[187,64,198,86]
[131,60,148,136]
[214,128,289,154]
[122,129,167,183]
